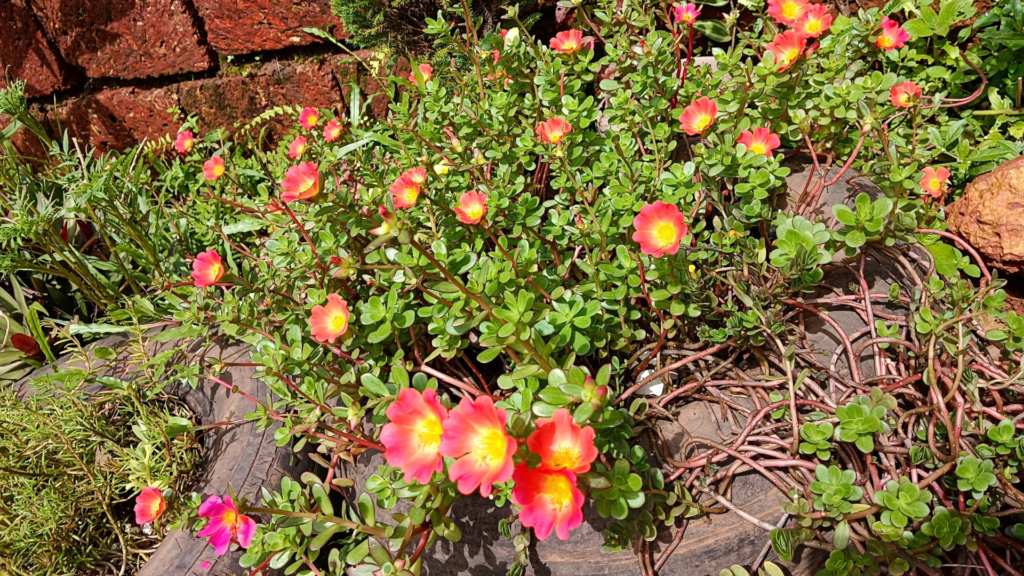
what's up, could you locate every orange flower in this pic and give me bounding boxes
[890,81,922,107]
[308,293,350,344]
[550,30,584,54]
[288,136,307,160]
[920,166,950,199]
[454,190,488,224]
[527,409,598,474]
[876,17,910,50]
[794,4,833,37]
[410,63,433,84]
[737,127,781,156]
[323,118,343,142]
[281,162,320,203]
[765,30,807,71]
[631,201,689,257]
[390,168,425,210]
[511,464,584,541]
[673,3,701,24]
[678,97,717,136]
[536,118,572,144]
[439,396,516,497]
[191,249,224,288]
[298,107,319,129]
[174,130,194,154]
[381,388,448,484]
[203,156,225,181]
[134,487,166,525]
[767,0,809,25]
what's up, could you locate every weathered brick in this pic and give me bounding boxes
[0,0,79,97]
[30,0,214,80]
[191,0,347,55]
[0,112,51,159]
[48,86,180,152]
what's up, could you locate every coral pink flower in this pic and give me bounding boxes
[794,4,833,37]
[197,495,256,556]
[550,30,584,54]
[174,130,194,154]
[890,81,922,107]
[737,127,781,156]
[536,118,572,144]
[765,30,807,71]
[288,136,307,160]
[876,17,910,50]
[203,156,225,181]
[768,0,809,25]
[410,63,433,84]
[281,162,320,203]
[134,487,166,525]
[382,388,448,484]
[192,249,224,288]
[454,190,488,224]
[405,166,427,186]
[308,293,350,344]
[439,396,516,497]
[390,174,421,210]
[631,200,689,258]
[323,118,343,142]
[678,97,717,136]
[511,464,584,541]
[527,409,598,474]
[673,3,701,23]
[920,166,950,198]
[299,107,319,129]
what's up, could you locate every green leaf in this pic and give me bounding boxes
[358,492,376,526]
[360,373,390,397]
[312,483,334,516]
[925,242,960,278]
[68,322,132,335]
[903,18,934,37]
[693,19,731,42]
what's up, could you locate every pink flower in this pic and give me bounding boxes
[673,3,701,24]
[737,127,781,156]
[439,396,516,497]
[527,409,598,474]
[174,130,194,154]
[511,464,584,541]
[381,388,449,484]
[323,118,343,142]
[920,166,950,199]
[794,4,833,38]
[288,136,307,160]
[308,293,350,344]
[411,63,433,84]
[550,30,585,54]
[876,17,910,50]
[192,249,224,288]
[765,30,807,71]
[390,169,424,210]
[203,156,225,181]
[631,201,689,258]
[767,0,809,25]
[200,561,212,570]
[197,495,256,556]
[134,487,166,525]
[890,81,923,107]
[678,97,717,136]
[281,162,320,203]
[454,191,488,224]
[298,107,319,130]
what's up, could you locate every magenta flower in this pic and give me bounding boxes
[197,495,256,556]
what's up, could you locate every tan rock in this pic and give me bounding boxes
[947,155,1024,274]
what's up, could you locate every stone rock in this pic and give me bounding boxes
[191,0,347,55]
[48,86,181,152]
[0,0,80,97]
[30,0,214,79]
[947,155,1024,275]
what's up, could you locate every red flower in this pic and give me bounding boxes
[308,293,350,344]
[920,166,950,198]
[550,30,584,54]
[876,17,910,50]
[678,97,717,136]
[381,388,448,484]
[192,249,224,288]
[174,130,194,154]
[673,3,701,24]
[527,409,598,474]
[737,127,781,156]
[287,136,307,160]
[511,464,585,541]
[410,63,433,84]
[203,156,225,181]
[794,4,833,37]
[454,190,488,224]
[197,495,256,556]
[536,118,572,144]
[767,0,809,25]
[439,396,516,497]
[765,30,807,71]
[323,118,343,142]
[281,162,320,203]
[631,201,689,258]
[135,487,166,525]
[11,333,42,358]
[890,81,922,107]
[298,107,319,129]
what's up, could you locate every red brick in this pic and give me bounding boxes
[191,0,347,55]
[0,0,79,97]
[48,86,180,152]
[0,113,50,159]
[30,0,214,80]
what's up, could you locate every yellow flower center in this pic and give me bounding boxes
[549,445,581,470]
[208,262,221,280]
[655,222,679,247]
[473,428,508,463]
[222,510,237,529]
[750,143,767,155]
[404,188,420,203]
[561,40,579,52]
[929,179,941,190]
[877,35,893,48]
[464,204,484,221]
[214,165,225,177]
[805,19,821,33]
[782,2,799,19]
[783,48,800,63]
[416,416,443,451]
[694,114,712,131]
[544,474,574,510]
[328,311,347,333]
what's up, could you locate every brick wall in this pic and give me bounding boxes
[0,0,398,154]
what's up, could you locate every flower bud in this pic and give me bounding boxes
[502,27,520,47]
